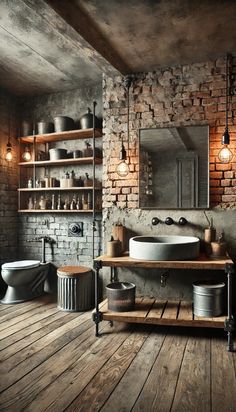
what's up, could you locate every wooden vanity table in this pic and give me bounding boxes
[93,254,235,351]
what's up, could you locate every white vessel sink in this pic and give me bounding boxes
[129,235,200,261]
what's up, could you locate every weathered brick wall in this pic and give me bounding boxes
[0,88,18,268]
[18,83,103,270]
[103,56,236,209]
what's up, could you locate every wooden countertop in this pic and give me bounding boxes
[94,253,234,270]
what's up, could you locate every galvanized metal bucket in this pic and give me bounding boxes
[193,280,225,317]
[106,282,136,312]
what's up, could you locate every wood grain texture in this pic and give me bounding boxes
[1,297,235,412]
[66,327,150,412]
[100,328,167,412]
[211,335,236,412]
[171,333,211,412]
[100,299,225,328]
[132,332,188,412]
[95,254,233,270]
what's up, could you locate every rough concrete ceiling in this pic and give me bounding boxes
[1,0,236,96]
[74,0,236,72]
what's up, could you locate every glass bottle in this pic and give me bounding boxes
[28,197,33,210]
[51,194,55,210]
[57,194,61,210]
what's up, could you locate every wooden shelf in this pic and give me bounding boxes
[18,186,101,192]
[99,298,226,329]
[18,157,102,167]
[18,128,102,143]
[94,254,233,270]
[18,209,101,213]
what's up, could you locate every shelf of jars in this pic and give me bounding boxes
[18,190,102,213]
[19,128,102,144]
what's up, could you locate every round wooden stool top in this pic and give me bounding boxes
[57,265,92,277]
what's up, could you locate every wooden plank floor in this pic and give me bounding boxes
[0,295,236,412]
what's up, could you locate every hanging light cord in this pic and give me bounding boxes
[127,81,130,156]
[226,53,229,130]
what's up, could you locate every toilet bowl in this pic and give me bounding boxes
[1,260,50,304]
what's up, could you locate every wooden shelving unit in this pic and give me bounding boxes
[93,254,235,346]
[18,127,102,214]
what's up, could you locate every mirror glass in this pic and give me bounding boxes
[139,125,209,209]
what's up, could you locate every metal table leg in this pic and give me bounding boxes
[224,263,235,352]
[92,260,103,337]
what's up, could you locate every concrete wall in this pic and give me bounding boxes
[17,82,103,275]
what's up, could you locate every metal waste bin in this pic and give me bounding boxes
[193,280,225,317]
[57,266,94,312]
[106,282,136,312]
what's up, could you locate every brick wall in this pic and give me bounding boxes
[103,56,236,209]
[0,88,18,268]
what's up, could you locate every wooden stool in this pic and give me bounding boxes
[57,266,94,312]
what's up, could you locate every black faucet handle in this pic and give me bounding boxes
[179,217,188,226]
[151,217,160,225]
[165,217,174,225]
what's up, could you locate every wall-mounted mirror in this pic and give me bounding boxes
[139,125,209,209]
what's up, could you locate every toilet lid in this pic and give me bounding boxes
[2,260,41,270]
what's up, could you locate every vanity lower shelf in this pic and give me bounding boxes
[99,297,226,329]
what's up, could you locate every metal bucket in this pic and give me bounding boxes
[106,282,136,312]
[37,121,54,134]
[54,116,75,132]
[49,148,67,160]
[193,280,225,317]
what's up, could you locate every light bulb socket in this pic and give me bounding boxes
[119,144,127,160]
[222,127,230,145]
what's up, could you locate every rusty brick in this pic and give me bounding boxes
[210,172,223,178]
[224,171,235,178]
[210,179,220,187]
[221,179,231,187]
[122,188,131,194]
[210,187,224,194]
[222,195,236,202]
[216,163,232,171]
[224,187,236,194]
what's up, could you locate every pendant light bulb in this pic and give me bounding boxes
[116,160,130,177]
[22,146,31,162]
[116,143,130,177]
[5,142,12,162]
[218,145,233,163]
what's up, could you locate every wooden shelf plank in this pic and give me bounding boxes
[18,157,102,167]
[162,300,180,319]
[19,128,102,143]
[18,187,101,192]
[99,299,226,329]
[95,254,233,270]
[18,209,101,213]
[178,300,193,321]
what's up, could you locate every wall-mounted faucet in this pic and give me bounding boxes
[27,236,55,263]
[152,216,188,226]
